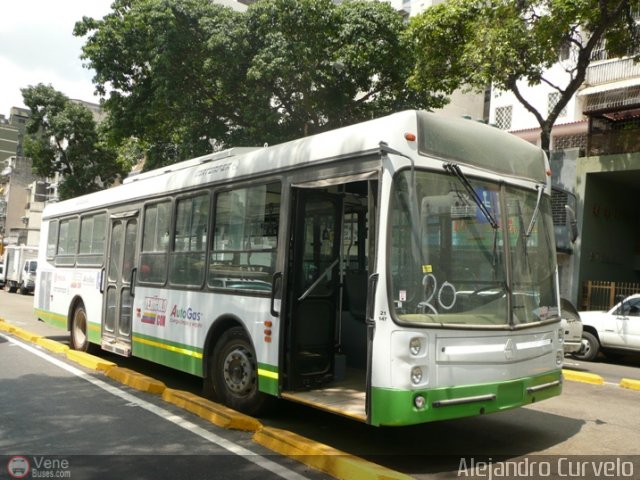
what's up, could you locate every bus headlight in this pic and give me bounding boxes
[558,328,564,343]
[414,395,426,409]
[409,337,422,356]
[411,366,423,385]
[556,351,564,366]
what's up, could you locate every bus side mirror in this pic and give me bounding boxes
[565,205,578,243]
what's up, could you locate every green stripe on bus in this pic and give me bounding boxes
[34,308,67,330]
[87,322,101,344]
[258,363,279,396]
[35,308,102,344]
[132,332,204,377]
[370,370,562,426]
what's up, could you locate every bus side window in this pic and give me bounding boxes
[169,193,210,287]
[139,201,171,284]
[209,181,281,291]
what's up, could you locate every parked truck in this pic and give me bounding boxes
[3,245,38,294]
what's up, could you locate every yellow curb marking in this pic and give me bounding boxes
[562,369,604,385]
[11,327,42,343]
[65,349,116,372]
[162,389,261,432]
[254,427,414,480]
[0,320,16,333]
[35,337,70,354]
[106,367,166,394]
[620,378,640,391]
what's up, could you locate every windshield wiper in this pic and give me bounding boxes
[525,184,544,237]
[443,163,499,229]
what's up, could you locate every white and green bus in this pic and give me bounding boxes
[35,110,563,426]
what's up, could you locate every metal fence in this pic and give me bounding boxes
[581,280,640,311]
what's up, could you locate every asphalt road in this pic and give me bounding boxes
[2,289,640,480]
[0,328,327,480]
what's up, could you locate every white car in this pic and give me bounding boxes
[560,298,584,355]
[574,294,640,361]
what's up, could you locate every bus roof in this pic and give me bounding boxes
[43,110,547,218]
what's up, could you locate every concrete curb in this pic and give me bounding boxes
[10,326,42,343]
[562,369,604,385]
[619,378,640,391]
[254,427,414,480]
[0,319,16,333]
[162,389,261,432]
[36,337,70,354]
[106,367,166,394]
[65,350,116,372]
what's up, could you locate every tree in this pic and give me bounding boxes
[406,0,640,154]
[233,0,441,143]
[74,0,442,169]
[21,84,130,200]
[74,0,238,170]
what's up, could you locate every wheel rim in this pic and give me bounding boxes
[580,338,592,357]
[73,309,87,348]
[222,345,255,396]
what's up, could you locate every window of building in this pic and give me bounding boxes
[140,201,171,284]
[169,193,210,286]
[548,92,567,117]
[209,182,281,291]
[494,106,512,130]
[78,212,107,265]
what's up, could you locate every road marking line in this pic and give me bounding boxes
[0,333,308,480]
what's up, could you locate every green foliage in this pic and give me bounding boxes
[406,0,640,152]
[75,0,235,170]
[21,84,129,200]
[75,0,442,169]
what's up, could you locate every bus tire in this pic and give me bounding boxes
[212,326,270,416]
[70,303,91,352]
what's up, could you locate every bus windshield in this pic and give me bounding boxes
[390,169,558,327]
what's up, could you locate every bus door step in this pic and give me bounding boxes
[101,340,132,357]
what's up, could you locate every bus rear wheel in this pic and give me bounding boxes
[212,326,270,416]
[70,304,91,352]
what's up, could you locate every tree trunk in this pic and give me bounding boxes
[540,124,552,159]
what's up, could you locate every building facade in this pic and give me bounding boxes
[489,47,640,308]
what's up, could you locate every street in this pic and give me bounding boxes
[1,289,640,479]
[0,320,327,479]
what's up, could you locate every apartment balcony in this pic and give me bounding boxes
[585,57,640,86]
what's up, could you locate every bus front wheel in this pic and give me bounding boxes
[70,304,90,352]
[212,326,270,416]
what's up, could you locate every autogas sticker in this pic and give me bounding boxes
[169,304,203,328]
[399,290,407,302]
[422,264,433,273]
